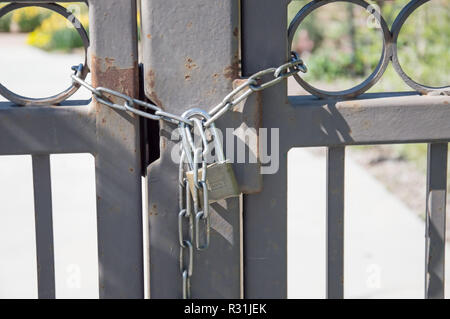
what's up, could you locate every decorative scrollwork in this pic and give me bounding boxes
[0,3,89,106]
[288,0,449,99]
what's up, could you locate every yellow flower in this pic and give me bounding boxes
[27,12,89,51]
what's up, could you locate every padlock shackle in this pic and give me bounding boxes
[208,124,225,162]
[180,108,226,163]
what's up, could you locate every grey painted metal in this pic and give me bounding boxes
[425,143,448,299]
[0,0,449,300]
[32,155,56,299]
[89,0,143,299]
[0,103,95,156]
[326,147,345,299]
[0,0,144,299]
[242,0,450,299]
[0,1,84,3]
[241,0,290,298]
[142,0,242,298]
[287,94,450,147]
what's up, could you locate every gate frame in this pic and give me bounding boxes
[0,0,144,299]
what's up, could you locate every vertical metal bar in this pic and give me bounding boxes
[425,143,448,299]
[32,155,55,299]
[326,146,345,299]
[241,0,292,298]
[141,0,242,298]
[241,0,290,298]
[90,0,144,298]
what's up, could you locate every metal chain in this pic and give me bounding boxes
[178,151,194,299]
[72,52,306,299]
[71,51,306,128]
[206,51,306,126]
[178,118,210,299]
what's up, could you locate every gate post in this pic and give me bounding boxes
[241,0,290,298]
[90,0,144,298]
[141,0,242,298]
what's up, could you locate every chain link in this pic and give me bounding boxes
[178,151,194,299]
[204,51,306,126]
[71,51,306,128]
[72,52,306,299]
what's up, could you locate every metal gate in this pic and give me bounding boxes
[1,0,449,299]
[0,0,143,298]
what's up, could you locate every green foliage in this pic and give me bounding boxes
[27,5,89,52]
[12,7,51,32]
[50,28,85,51]
[0,4,11,32]
[396,3,450,88]
[0,12,12,32]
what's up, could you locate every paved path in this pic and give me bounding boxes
[288,149,450,298]
[1,34,448,299]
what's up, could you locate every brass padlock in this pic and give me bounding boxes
[186,160,240,204]
[183,114,240,205]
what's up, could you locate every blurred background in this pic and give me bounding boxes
[0,0,449,298]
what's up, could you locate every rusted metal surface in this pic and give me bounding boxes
[91,57,139,101]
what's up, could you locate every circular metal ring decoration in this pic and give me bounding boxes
[288,0,392,99]
[0,3,90,106]
[391,0,449,95]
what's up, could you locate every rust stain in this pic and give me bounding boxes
[186,21,193,28]
[185,58,197,70]
[129,167,134,173]
[101,118,106,124]
[223,56,240,79]
[147,69,156,89]
[233,27,238,37]
[148,91,163,108]
[150,204,158,216]
[340,101,361,108]
[444,100,449,104]
[104,57,116,68]
[185,74,192,81]
[146,33,152,39]
[144,69,163,107]
[91,55,139,108]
